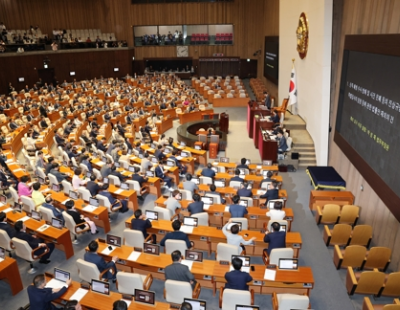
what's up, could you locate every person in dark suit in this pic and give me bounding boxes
[260,171,274,187]
[9,118,19,130]
[277,130,288,152]
[170,149,187,176]
[45,157,55,175]
[260,181,279,200]
[27,273,72,310]
[0,211,15,238]
[14,220,55,264]
[131,166,148,201]
[39,103,48,117]
[96,137,108,152]
[154,165,173,189]
[264,221,286,255]
[49,163,68,183]
[86,175,101,196]
[113,300,128,310]
[54,131,66,146]
[131,209,156,243]
[110,165,128,183]
[187,193,204,215]
[65,200,98,234]
[165,250,196,289]
[160,220,192,249]
[229,195,248,218]
[99,183,128,212]
[264,91,271,109]
[270,110,280,124]
[208,184,226,204]
[84,241,118,282]
[225,257,253,291]
[230,169,244,183]
[200,163,216,178]
[236,158,249,170]
[154,144,166,161]
[237,181,252,198]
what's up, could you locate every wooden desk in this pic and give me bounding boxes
[172,143,207,166]
[108,184,138,211]
[161,108,177,120]
[0,257,23,295]
[155,117,173,134]
[3,206,75,259]
[178,109,214,124]
[309,190,355,211]
[259,133,278,162]
[247,102,271,138]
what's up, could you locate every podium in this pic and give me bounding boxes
[258,128,278,162]
[253,118,274,148]
[219,112,229,133]
[247,102,271,138]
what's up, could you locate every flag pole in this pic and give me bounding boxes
[286,59,296,115]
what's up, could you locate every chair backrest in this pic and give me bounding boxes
[9,186,19,202]
[349,225,373,247]
[36,167,47,179]
[342,245,367,268]
[61,180,73,195]
[276,293,310,310]
[96,194,111,210]
[48,173,59,186]
[165,240,188,254]
[339,205,360,225]
[11,237,34,262]
[320,204,340,224]
[222,289,251,310]
[37,206,54,224]
[207,193,221,204]
[165,280,192,304]
[381,272,400,297]
[123,229,144,248]
[93,168,102,180]
[193,212,209,226]
[230,217,248,230]
[199,176,213,185]
[330,224,352,246]
[63,212,77,238]
[363,247,392,270]
[119,159,130,169]
[0,230,12,251]
[180,189,193,201]
[154,206,172,220]
[269,248,294,265]
[216,243,241,261]
[78,187,92,202]
[116,272,144,295]
[356,271,385,295]
[108,175,121,186]
[79,163,88,174]
[76,258,100,282]
[20,196,35,214]
[125,180,140,192]
[267,220,288,232]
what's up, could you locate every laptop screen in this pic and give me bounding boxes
[201,196,213,205]
[215,180,225,188]
[183,298,207,310]
[279,225,287,232]
[69,191,79,200]
[103,177,109,184]
[54,268,70,282]
[183,216,198,227]
[146,171,154,177]
[191,178,200,185]
[232,255,251,267]
[181,151,189,158]
[145,210,158,221]
[120,183,129,190]
[185,250,203,262]
[138,154,144,159]
[106,234,122,247]
[262,160,272,166]
[239,199,248,207]
[31,210,41,221]
[89,197,99,207]
[91,279,110,295]
[180,142,186,147]
[236,305,260,310]
[143,243,160,255]
[278,258,299,270]
[220,157,229,163]
[164,148,170,154]
[150,143,156,149]
[151,157,158,164]
[128,166,136,172]
[166,160,175,167]
[134,289,155,305]
[52,184,60,192]
[51,217,63,229]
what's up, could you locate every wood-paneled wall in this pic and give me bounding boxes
[329,0,400,272]
[0,0,279,97]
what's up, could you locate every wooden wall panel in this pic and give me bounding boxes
[329,0,400,271]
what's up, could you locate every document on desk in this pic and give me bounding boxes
[37,224,50,232]
[1,207,12,213]
[257,190,266,195]
[203,204,210,210]
[19,216,31,222]
[96,161,105,166]
[114,189,124,194]
[69,288,88,302]
[127,251,141,262]
[176,156,183,160]
[83,205,97,212]
[13,168,23,172]
[181,260,193,271]
[264,269,276,281]
[180,226,194,234]
[224,206,230,212]
[257,165,262,169]
[101,246,115,255]
[45,278,68,289]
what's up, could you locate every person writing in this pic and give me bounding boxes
[84,240,118,282]
[264,222,286,255]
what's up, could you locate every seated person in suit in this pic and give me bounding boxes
[154,144,166,161]
[160,220,193,249]
[260,171,273,187]
[41,196,65,223]
[65,200,98,234]
[225,257,253,291]
[81,155,93,172]
[237,181,252,198]
[267,201,286,220]
[100,160,113,178]
[260,180,279,201]
[264,221,286,255]
[229,195,248,218]
[99,183,128,213]
[236,158,249,170]
[277,130,288,152]
[186,193,204,216]
[270,110,280,124]
[0,211,15,238]
[28,274,71,310]
[14,220,55,264]
[230,169,244,183]
[208,184,226,204]
[201,163,216,178]
[165,250,196,289]
[131,209,156,243]
[86,174,101,196]
[183,174,198,195]
[49,163,69,183]
[97,137,108,152]
[170,149,187,176]
[45,157,55,175]
[131,166,148,200]
[222,218,255,251]
[110,164,128,183]
[165,190,182,215]
[155,164,174,190]
[84,240,118,282]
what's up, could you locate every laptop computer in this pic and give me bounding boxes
[185,250,203,262]
[181,151,189,158]
[51,217,63,229]
[69,191,79,200]
[278,258,299,270]
[89,197,99,207]
[151,157,158,164]
[180,141,186,147]
[279,225,287,232]
[120,183,129,190]
[145,210,158,222]
[91,279,110,295]
[143,243,160,255]
[128,166,136,173]
[31,210,41,221]
[201,196,213,206]
[150,143,157,149]
[220,157,229,163]
[134,289,156,306]
[138,154,144,159]
[183,216,198,227]
[191,177,200,185]
[239,199,248,207]
[262,160,272,166]
[183,298,207,310]
[52,184,60,192]
[194,145,201,150]
[103,177,109,184]
[45,268,70,289]
[146,171,154,177]
[231,255,251,273]
[235,305,260,310]
[215,179,225,188]
[166,160,175,167]
[106,234,122,250]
